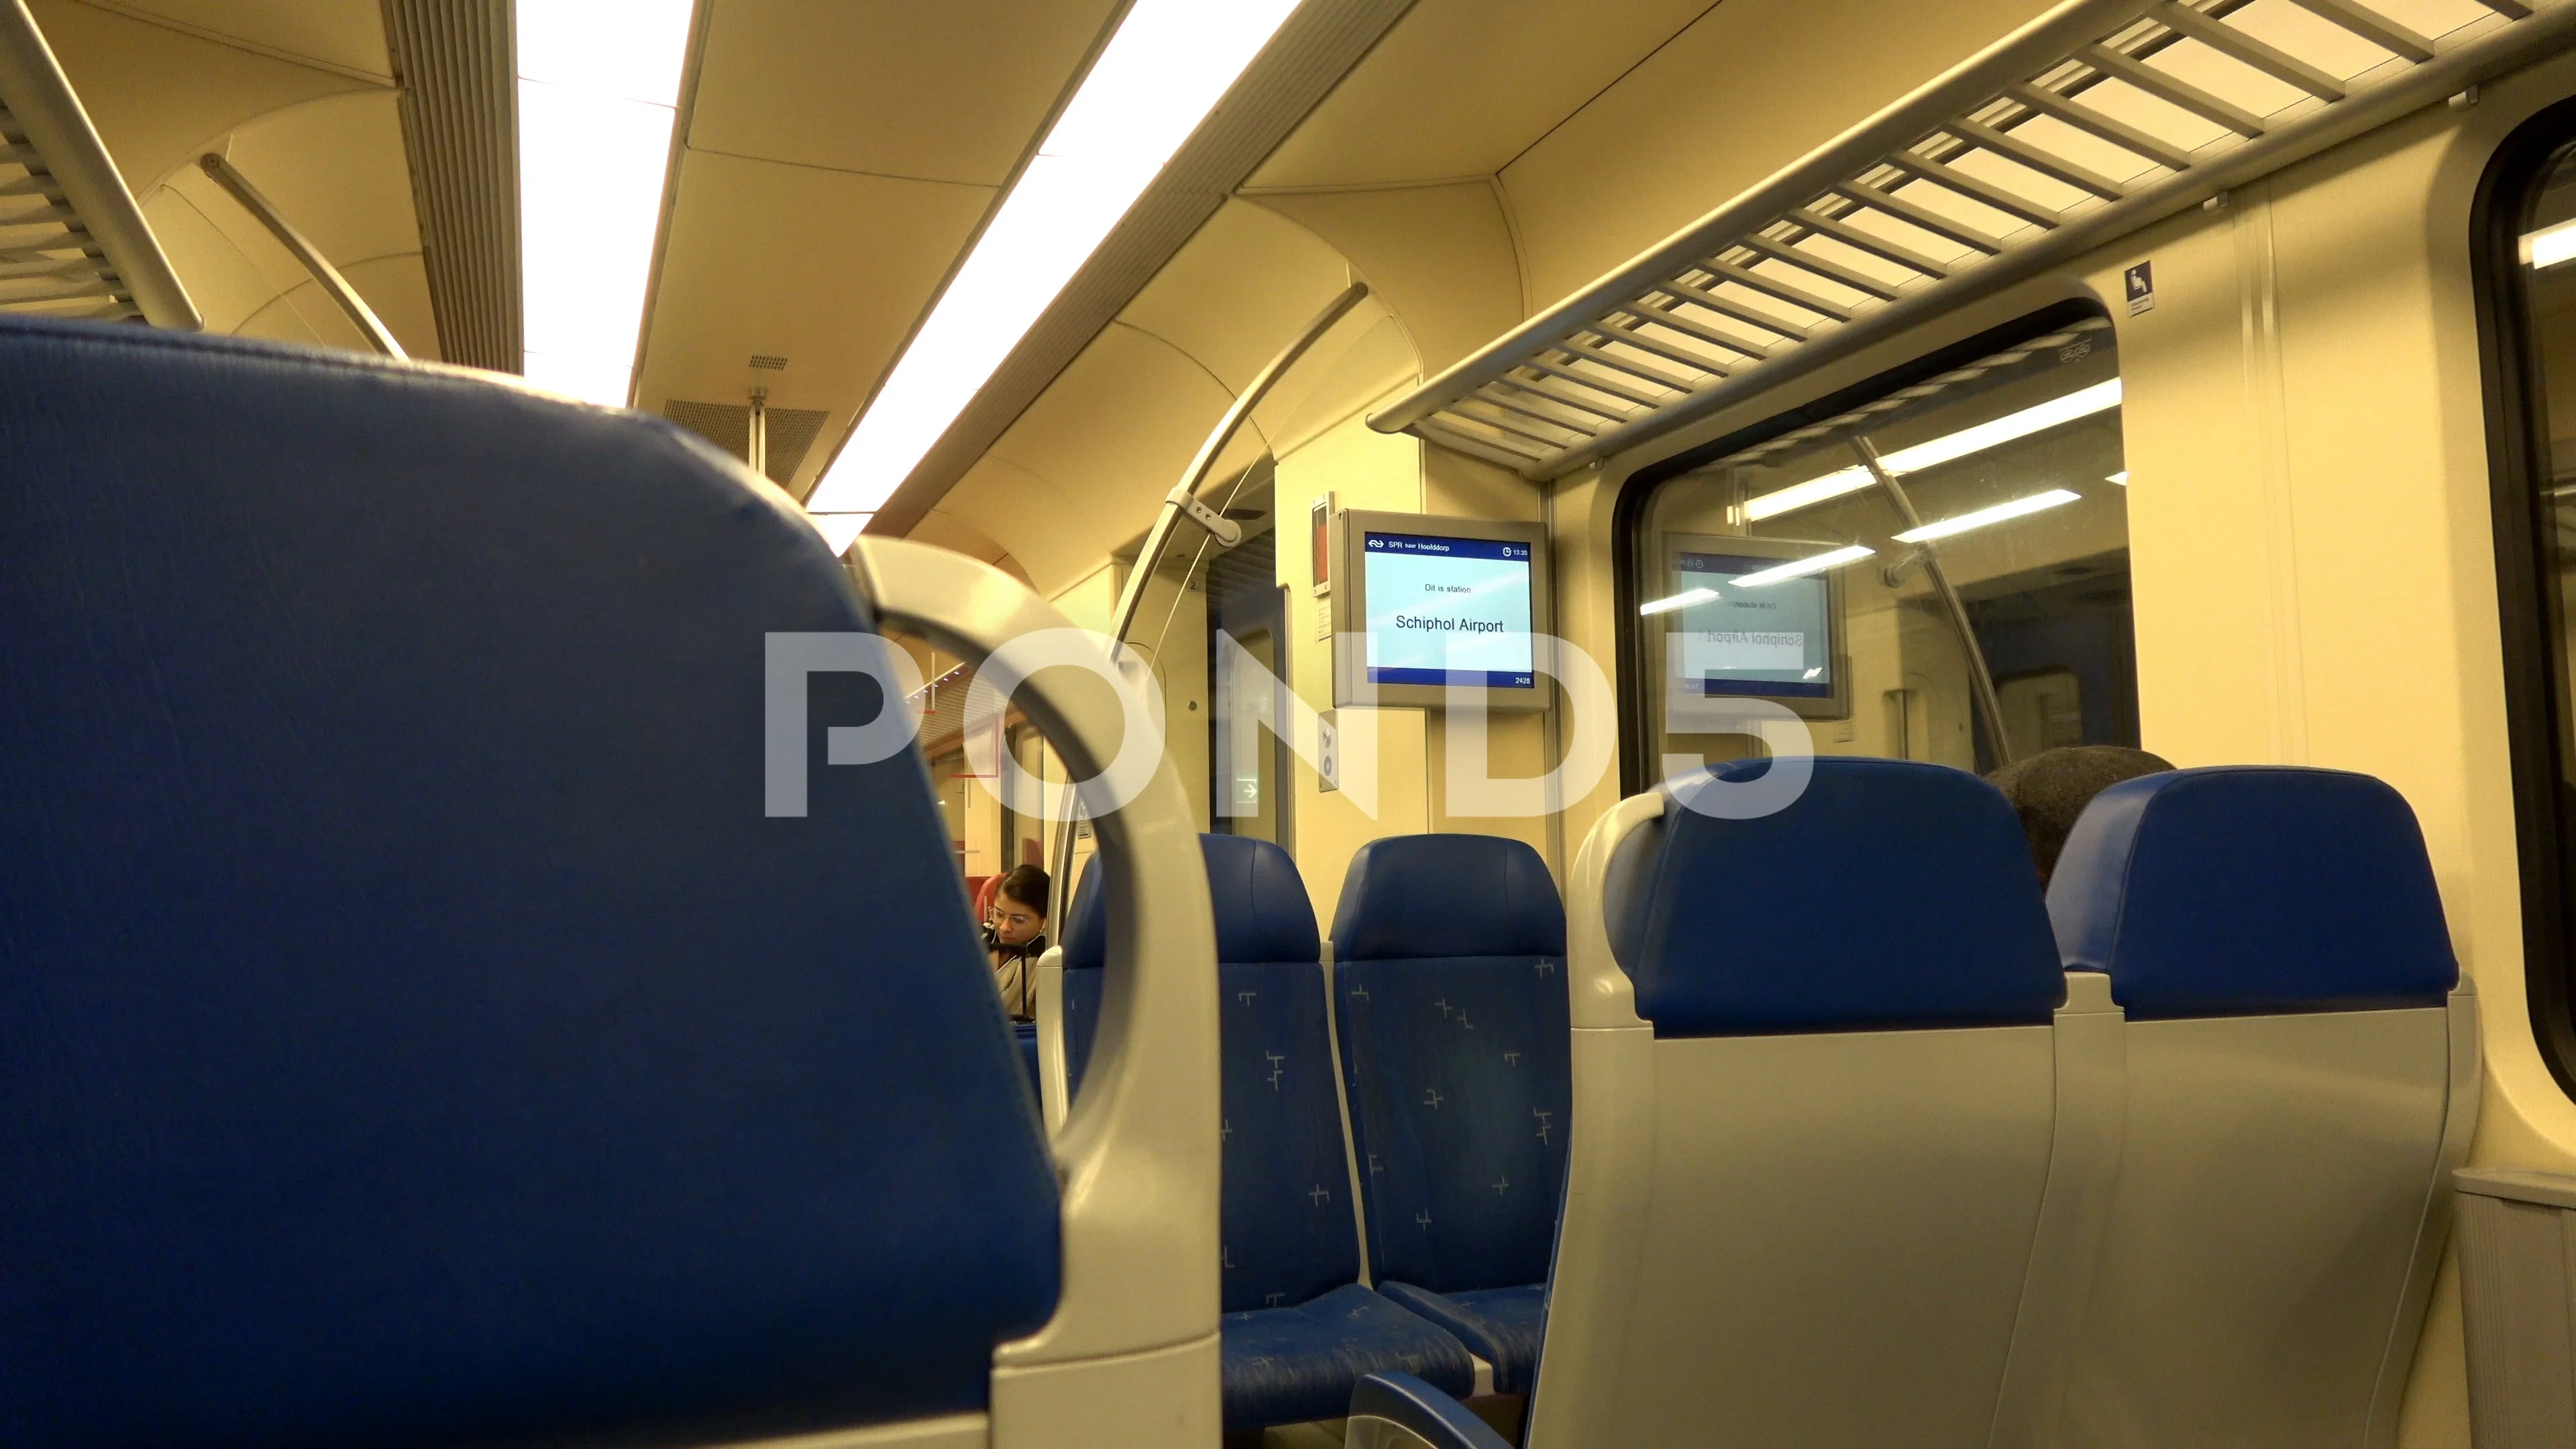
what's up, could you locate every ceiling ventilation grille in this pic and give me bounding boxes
[0,3,195,327]
[382,0,519,372]
[1368,0,2575,478]
[663,399,831,496]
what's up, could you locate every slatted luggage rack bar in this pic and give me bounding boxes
[1368,0,2575,478]
[0,0,195,329]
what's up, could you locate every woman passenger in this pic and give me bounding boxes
[984,864,1050,1022]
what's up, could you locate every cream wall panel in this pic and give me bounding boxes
[1424,447,1553,876]
[2105,204,2286,769]
[1277,411,1428,923]
[913,509,1034,586]
[947,455,1111,602]
[980,323,1252,588]
[1249,183,1523,378]
[689,0,1118,184]
[1497,0,2054,310]
[1048,563,1120,637]
[1551,470,1627,864]
[1116,201,1358,403]
[231,279,344,351]
[213,91,424,281]
[1243,0,1718,191]
[635,150,998,480]
[30,0,378,193]
[77,0,390,81]
[1269,311,1419,460]
[1122,566,1212,833]
[232,259,432,359]
[142,98,437,360]
[141,184,284,335]
[2269,123,2477,844]
[646,0,1121,490]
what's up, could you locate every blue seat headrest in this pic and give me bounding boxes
[0,318,1057,1444]
[1063,835,1318,971]
[1618,757,2065,1034]
[2047,765,2457,1018]
[1202,834,1322,963]
[1330,834,1564,961]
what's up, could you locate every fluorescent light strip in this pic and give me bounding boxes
[1892,488,2082,543]
[516,0,695,406]
[810,513,873,557]
[2106,470,2130,485]
[1731,545,1876,588]
[1742,378,2124,522]
[2527,218,2576,269]
[1638,586,1718,616]
[805,0,1302,519]
[1740,466,1873,521]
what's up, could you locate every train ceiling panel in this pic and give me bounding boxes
[1366,0,2573,478]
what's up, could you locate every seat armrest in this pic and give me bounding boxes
[1346,1371,1512,1449]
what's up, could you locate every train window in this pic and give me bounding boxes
[1620,307,2136,789]
[2479,103,2576,1097]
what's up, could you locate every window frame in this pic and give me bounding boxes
[1609,298,2113,797]
[2473,96,2576,1102]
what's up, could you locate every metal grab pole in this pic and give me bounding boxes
[199,152,406,358]
[1047,280,1371,923]
[1851,436,2014,769]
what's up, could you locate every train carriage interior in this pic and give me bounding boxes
[23,0,2576,1445]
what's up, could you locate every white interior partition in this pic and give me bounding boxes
[851,539,1221,1448]
[1531,793,2068,1449]
[2052,985,2479,1449]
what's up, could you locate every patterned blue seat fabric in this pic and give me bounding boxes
[1330,834,1571,1394]
[1061,837,1473,1428]
[1011,1021,1042,1099]
[0,319,1059,1447]
[2047,765,2458,1016]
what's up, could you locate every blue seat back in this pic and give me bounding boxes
[0,321,1058,1446]
[1061,859,1110,1095]
[2047,765,2457,1018]
[1330,834,1570,1293]
[1065,837,1357,1312]
[1607,757,2065,1035]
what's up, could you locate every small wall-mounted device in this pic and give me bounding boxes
[1309,493,1334,596]
[1328,508,1552,712]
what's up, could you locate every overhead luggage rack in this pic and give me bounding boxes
[0,0,196,328]
[1368,0,2576,478]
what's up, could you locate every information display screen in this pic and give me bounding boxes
[1360,531,1537,689]
[1669,551,1835,699]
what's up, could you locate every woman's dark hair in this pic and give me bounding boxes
[997,863,1051,917]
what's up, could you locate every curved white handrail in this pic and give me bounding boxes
[849,538,1220,1377]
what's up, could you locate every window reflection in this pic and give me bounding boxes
[1634,313,2136,777]
[2517,156,2576,774]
